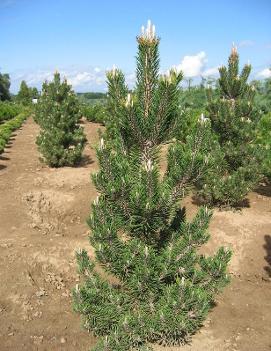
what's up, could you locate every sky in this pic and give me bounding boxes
[1,0,271,93]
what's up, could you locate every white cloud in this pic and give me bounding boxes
[176,51,207,78]
[202,66,219,77]
[238,40,255,48]
[256,68,271,79]
[10,67,107,92]
[95,76,105,85]
[24,71,54,85]
[10,66,136,92]
[67,71,95,87]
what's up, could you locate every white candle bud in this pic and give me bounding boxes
[112,64,117,76]
[125,93,133,107]
[144,246,149,258]
[140,20,157,40]
[76,248,83,255]
[100,137,104,150]
[199,113,208,124]
[145,158,153,172]
[152,24,155,37]
[94,196,99,205]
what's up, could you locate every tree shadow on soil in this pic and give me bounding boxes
[263,235,271,277]
[5,138,16,149]
[255,182,271,197]
[0,155,9,161]
[75,154,94,168]
[4,144,12,149]
[0,164,7,170]
[192,194,250,210]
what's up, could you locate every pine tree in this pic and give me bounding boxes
[0,72,11,101]
[73,22,231,351]
[257,111,271,179]
[17,80,32,105]
[197,46,264,207]
[35,72,86,167]
[31,87,39,99]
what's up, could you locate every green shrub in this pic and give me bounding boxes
[253,76,271,114]
[16,80,39,106]
[257,112,271,179]
[0,111,29,153]
[174,107,205,143]
[196,46,265,207]
[0,72,11,101]
[35,72,86,167]
[0,102,23,123]
[81,102,107,124]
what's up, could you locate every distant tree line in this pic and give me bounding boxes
[77,92,107,100]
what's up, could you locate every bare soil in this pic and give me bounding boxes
[0,117,270,351]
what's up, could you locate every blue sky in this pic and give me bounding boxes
[1,0,271,92]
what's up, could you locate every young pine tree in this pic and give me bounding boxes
[32,87,39,100]
[73,21,231,351]
[35,72,86,167]
[17,80,32,105]
[257,112,271,179]
[197,46,264,207]
[0,72,11,101]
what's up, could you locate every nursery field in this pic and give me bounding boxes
[0,117,270,351]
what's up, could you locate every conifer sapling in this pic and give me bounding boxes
[35,72,86,167]
[197,45,264,206]
[74,21,231,351]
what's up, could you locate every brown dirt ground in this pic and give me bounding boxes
[0,117,270,351]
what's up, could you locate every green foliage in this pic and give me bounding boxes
[81,102,107,124]
[0,72,11,101]
[77,92,107,100]
[0,111,29,154]
[17,80,39,106]
[35,72,86,167]
[173,78,219,143]
[174,107,204,143]
[197,47,264,207]
[177,77,219,112]
[179,85,207,110]
[17,80,31,105]
[257,112,271,179]
[74,22,231,351]
[32,87,39,99]
[104,67,129,141]
[252,75,271,114]
[0,102,23,123]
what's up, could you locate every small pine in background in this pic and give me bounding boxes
[35,72,86,167]
[197,45,265,207]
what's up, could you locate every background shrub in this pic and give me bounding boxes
[81,102,107,124]
[196,46,265,207]
[35,72,86,167]
[257,112,271,180]
[0,110,29,153]
[0,102,23,123]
